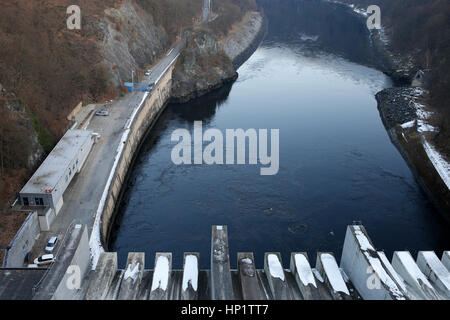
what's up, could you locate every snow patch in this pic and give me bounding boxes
[422,140,450,190]
[151,256,170,291]
[124,262,140,282]
[294,254,316,287]
[267,254,285,281]
[321,253,350,295]
[182,255,198,292]
[401,120,415,129]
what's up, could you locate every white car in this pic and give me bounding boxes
[45,236,58,253]
[34,254,55,266]
[95,110,109,116]
[145,69,152,76]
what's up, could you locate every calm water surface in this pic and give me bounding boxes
[110,3,450,269]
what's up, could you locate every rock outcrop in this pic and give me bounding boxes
[171,11,265,103]
[171,28,238,103]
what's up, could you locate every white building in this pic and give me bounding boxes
[19,130,95,230]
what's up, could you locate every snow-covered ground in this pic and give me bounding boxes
[423,141,450,190]
[400,88,450,191]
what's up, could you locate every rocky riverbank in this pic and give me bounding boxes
[355,9,450,218]
[376,83,450,219]
[171,11,265,103]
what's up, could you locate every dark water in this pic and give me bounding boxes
[110,1,450,269]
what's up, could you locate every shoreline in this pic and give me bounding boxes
[371,45,450,219]
[329,0,450,219]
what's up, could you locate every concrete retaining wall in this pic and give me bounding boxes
[6,212,40,267]
[99,64,175,247]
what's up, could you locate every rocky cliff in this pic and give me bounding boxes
[171,11,265,103]
[100,1,171,87]
[171,28,238,103]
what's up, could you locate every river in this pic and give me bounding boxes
[110,0,450,269]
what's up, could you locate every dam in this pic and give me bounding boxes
[20,224,449,300]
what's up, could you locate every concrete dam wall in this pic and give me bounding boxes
[96,63,175,253]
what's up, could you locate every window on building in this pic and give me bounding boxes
[35,198,44,206]
[23,197,29,206]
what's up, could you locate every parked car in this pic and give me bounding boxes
[34,254,55,266]
[45,236,58,253]
[145,69,152,76]
[95,110,109,116]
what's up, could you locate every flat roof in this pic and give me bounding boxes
[20,130,93,195]
[0,269,47,300]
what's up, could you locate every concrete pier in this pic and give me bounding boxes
[442,251,450,272]
[210,226,234,300]
[290,252,325,300]
[181,253,199,300]
[149,253,172,300]
[416,251,450,299]
[340,225,406,300]
[238,252,266,300]
[316,252,352,300]
[85,252,118,300]
[392,251,441,300]
[117,253,145,300]
[264,253,292,300]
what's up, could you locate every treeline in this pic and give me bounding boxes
[338,0,450,155]
[0,1,116,146]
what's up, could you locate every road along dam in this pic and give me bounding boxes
[90,59,177,266]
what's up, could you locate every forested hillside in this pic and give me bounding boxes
[0,0,204,247]
[338,0,450,156]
